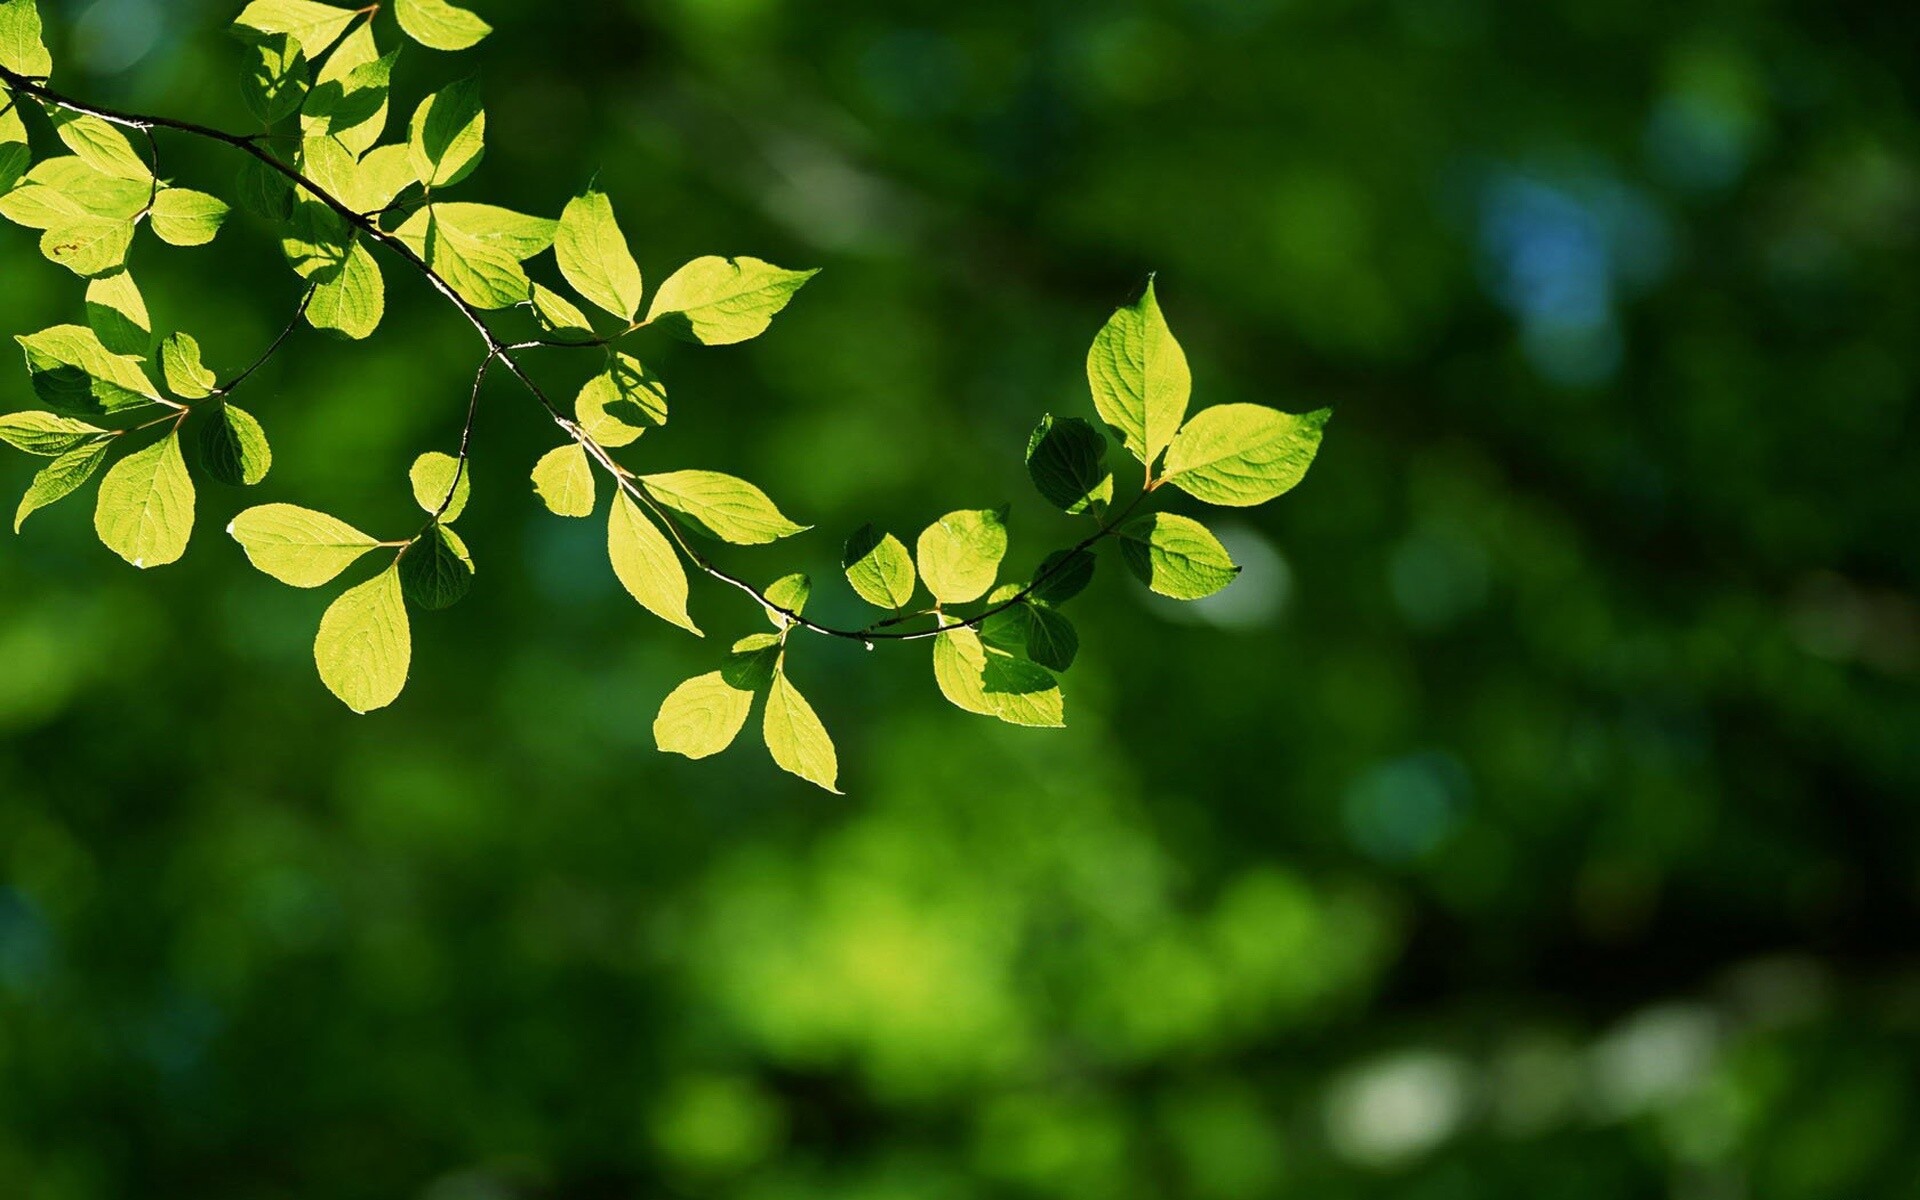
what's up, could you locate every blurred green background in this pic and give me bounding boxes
[4,0,1919,1195]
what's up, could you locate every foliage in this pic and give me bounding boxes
[0,0,1326,790]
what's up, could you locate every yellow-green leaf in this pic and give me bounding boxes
[1087,277,1190,467]
[1161,404,1329,507]
[393,0,491,51]
[228,502,380,587]
[0,411,106,456]
[654,671,754,760]
[94,431,195,568]
[199,403,273,487]
[915,507,1007,605]
[644,256,816,346]
[0,0,54,77]
[160,332,216,399]
[409,450,470,521]
[84,271,150,356]
[574,353,666,446]
[640,469,807,545]
[530,442,595,517]
[609,491,698,635]
[764,669,840,792]
[234,0,359,59]
[407,78,484,189]
[843,522,916,610]
[150,188,229,247]
[555,189,643,320]
[314,564,410,712]
[1117,512,1238,600]
[15,440,110,532]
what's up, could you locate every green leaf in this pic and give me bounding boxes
[314,563,410,713]
[49,112,151,182]
[236,156,295,221]
[915,507,1008,605]
[644,256,816,346]
[392,202,557,309]
[931,625,1065,728]
[530,284,596,341]
[18,324,161,411]
[409,450,470,521]
[39,217,133,278]
[94,430,194,568]
[530,442,595,517]
[842,523,916,611]
[15,440,109,532]
[0,158,149,228]
[306,238,384,339]
[654,670,755,760]
[199,403,273,487]
[0,0,53,77]
[228,502,380,586]
[1026,413,1113,515]
[281,196,349,279]
[764,668,840,793]
[722,632,782,689]
[350,143,416,214]
[574,353,666,446]
[0,411,105,456]
[1117,512,1238,600]
[240,33,309,125]
[150,189,229,247]
[1161,404,1329,507]
[640,470,808,545]
[555,189,643,321]
[1028,548,1095,606]
[399,522,473,610]
[981,594,1079,672]
[1087,277,1190,468]
[393,0,492,51]
[299,23,392,156]
[1,79,29,193]
[159,332,216,400]
[84,271,150,356]
[407,78,484,189]
[763,572,810,626]
[608,491,699,636]
[234,0,359,59]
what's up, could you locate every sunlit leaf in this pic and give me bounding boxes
[407,78,484,189]
[150,188,230,247]
[159,332,216,399]
[228,502,380,586]
[529,442,594,517]
[574,353,666,446]
[555,189,643,320]
[49,112,151,181]
[199,403,273,487]
[608,491,699,635]
[240,32,308,125]
[1087,277,1190,467]
[234,0,358,59]
[15,440,109,532]
[94,430,194,568]
[644,255,816,345]
[654,670,754,760]
[299,22,392,156]
[17,324,160,411]
[916,507,1007,605]
[84,271,150,356]
[1117,511,1238,600]
[306,238,383,339]
[314,563,410,712]
[39,217,132,278]
[0,410,105,456]
[1161,403,1329,507]
[393,0,491,51]
[842,522,916,611]
[931,624,1065,727]
[392,202,557,309]
[762,572,810,626]
[640,469,808,545]
[0,157,148,228]
[764,667,840,792]
[409,450,470,521]
[0,0,52,77]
